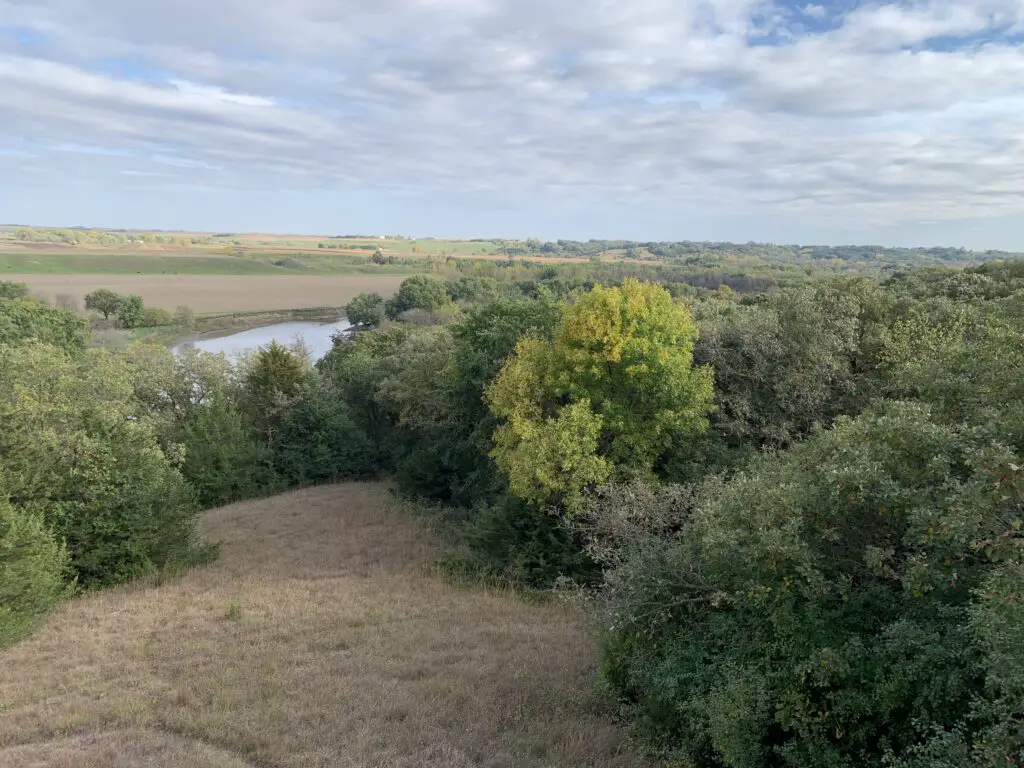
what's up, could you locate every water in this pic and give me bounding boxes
[173,318,352,361]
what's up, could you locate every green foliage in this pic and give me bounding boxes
[224,600,243,621]
[242,341,306,436]
[140,306,173,327]
[0,280,29,300]
[115,294,145,328]
[345,292,386,327]
[385,275,451,319]
[0,493,69,647]
[272,373,374,485]
[176,393,280,508]
[0,298,87,352]
[83,288,122,319]
[597,402,1024,767]
[487,279,714,508]
[0,342,198,587]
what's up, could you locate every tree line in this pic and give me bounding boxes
[1,256,1022,767]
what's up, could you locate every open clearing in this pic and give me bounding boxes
[0,484,646,768]
[6,274,407,313]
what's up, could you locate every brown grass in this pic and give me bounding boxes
[0,484,646,768]
[3,275,407,313]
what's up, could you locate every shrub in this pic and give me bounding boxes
[54,293,80,312]
[0,495,68,647]
[0,280,29,300]
[139,307,173,327]
[173,305,196,330]
[115,294,145,329]
[598,402,1024,767]
[346,292,385,327]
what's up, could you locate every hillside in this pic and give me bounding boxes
[0,484,644,768]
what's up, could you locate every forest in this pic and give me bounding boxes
[1,254,1023,768]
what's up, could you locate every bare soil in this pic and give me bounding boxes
[0,483,646,768]
[6,274,407,313]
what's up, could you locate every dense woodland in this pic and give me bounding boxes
[2,253,1023,767]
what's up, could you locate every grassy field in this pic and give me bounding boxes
[9,274,409,313]
[0,484,645,768]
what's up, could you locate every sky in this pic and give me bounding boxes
[1,0,1023,248]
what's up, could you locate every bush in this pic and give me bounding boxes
[346,292,385,327]
[0,280,29,300]
[0,299,87,352]
[173,305,196,330]
[116,294,145,329]
[0,495,68,647]
[83,288,122,319]
[597,402,1024,767]
[139,307,173,327]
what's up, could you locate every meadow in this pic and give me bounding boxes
[0,483,644,768]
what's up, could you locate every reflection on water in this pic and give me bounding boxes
[173,318,352,361]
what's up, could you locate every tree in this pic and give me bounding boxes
[0,280,29,300]
[84,288,122,320]
[597,401,1024,767]
[115,294,145,329]
[173,305,196,330]
[345,292,386,327]
[384,276,450,319]
[0,342,198,587]
[0,299,87,352]
[242,341,305,438]
[487,279,714,508]
[0,492,68,647]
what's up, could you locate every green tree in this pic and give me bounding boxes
[0,299,87,352]
[346,292,386,327]
[0,491,69,647]
[385,275,450,319]
[115,294,145,329]
[83,288,122,320]
[487,279,714,508]
[597,401,1024,767]
[243,341,305,438]
[173,305,196,330]
[0,342,197,587]
[0,281,29,300]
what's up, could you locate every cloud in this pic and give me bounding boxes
[1,0,1023,241]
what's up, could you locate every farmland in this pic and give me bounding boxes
[0,483,644,768]
[6,274,409,314]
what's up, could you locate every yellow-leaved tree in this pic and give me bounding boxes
[486,279,714,509]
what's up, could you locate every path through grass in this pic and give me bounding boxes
[0,484,646,768]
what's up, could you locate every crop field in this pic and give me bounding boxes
[7,274,408,313]
[0,483,644,768]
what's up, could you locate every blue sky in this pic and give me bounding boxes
[1,0,1023,248]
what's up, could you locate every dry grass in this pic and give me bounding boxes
[3,275,407,313]
[0,484,646,768]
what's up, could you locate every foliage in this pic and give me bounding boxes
[272,373,374,485]
[345,291,386,327]
[0,342,198,587]
[173,305,196,330]
[242,340,306,437]
[597,402,1024,767]
[0,492,68,647]
[0,280,29,300]
[140,306,173,327]
[84,288,122,319]
[0,298,87,352]
[385,275,451,319]
[115,294,145,329]
[487,279,714,508]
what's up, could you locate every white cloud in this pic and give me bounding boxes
[1,0,1023,240]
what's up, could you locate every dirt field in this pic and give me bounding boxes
[0,484,645,768]
[7,274,407,313]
